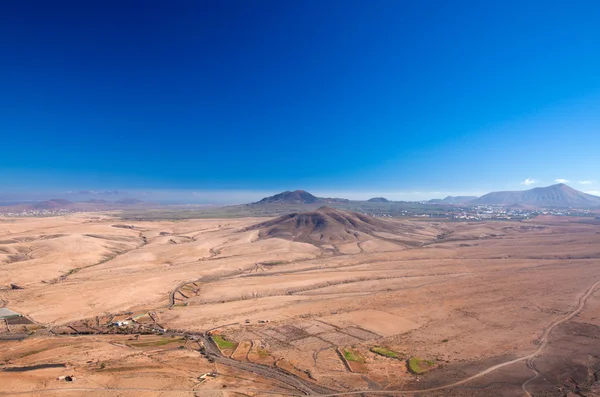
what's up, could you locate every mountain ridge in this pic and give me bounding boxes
[471,183,600,208]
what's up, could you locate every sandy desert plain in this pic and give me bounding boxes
[1,207,600,397]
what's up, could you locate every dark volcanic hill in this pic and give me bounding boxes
[255,190,320,204]
[471,184,600,208]
[254,190,348,205]
[33,199,73,209]
[367,197,390,203]
[245,206,407,245]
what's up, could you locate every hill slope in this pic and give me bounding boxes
[245,206,418,245]
[471,184,600,208]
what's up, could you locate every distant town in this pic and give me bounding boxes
[0,208,77,217]
[359,204,595,221]
[1,203,596,221]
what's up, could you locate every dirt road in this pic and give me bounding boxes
[199,332,335,395]
[4,280,597,397]
[318,278,600,397]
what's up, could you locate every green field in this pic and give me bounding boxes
[212,334,238,350]
[370,346,401,358]
[343,348,365,363]
[407,357,435,374]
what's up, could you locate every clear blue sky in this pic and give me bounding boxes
[1,1,599,202]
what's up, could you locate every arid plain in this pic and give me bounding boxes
[1,209,600,396]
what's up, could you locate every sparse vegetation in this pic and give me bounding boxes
[118,200,452,221]
[130,337,184,347]
[257,348,269,357]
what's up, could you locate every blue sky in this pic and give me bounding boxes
[1,1,599,202]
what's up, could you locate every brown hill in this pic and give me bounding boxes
[32,199,73,209]
[245,206,412,245]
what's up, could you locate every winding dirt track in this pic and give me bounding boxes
[520,278,600,397]
[3,280,598,396]
[319,279,600,397]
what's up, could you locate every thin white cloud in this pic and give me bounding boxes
[521,178,537,186]
[555,178,569,183]
[578,180,596,185]
[585,191,600,196]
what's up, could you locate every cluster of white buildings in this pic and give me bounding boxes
[0,209,74,217]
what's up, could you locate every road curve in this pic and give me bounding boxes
[200,333,335,395]
[3,280,598,397]
[318,279,600,397]
[520,278,600,397]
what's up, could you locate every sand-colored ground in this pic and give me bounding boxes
[1,213,600,396]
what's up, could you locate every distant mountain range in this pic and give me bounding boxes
[3,184,600,215]
[428,196,478,205]
[2,198,148,211]
[470,183,600,208]
[259,184,600,209]
[32,199,73,210]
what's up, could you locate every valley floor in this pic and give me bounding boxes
[1,213,600,396]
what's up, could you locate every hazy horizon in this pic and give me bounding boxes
[1,181,600,205]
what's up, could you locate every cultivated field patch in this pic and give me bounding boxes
[247,341,276,366]
[211,334,238,355]
[230,340,252,360]
[290,335,332,350]
[407,356,435,374]
[340,347,368,373]
[370,346,403,359]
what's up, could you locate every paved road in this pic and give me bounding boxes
[199,333,335,395]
